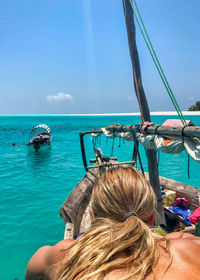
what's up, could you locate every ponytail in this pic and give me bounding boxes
[56,167,164,280]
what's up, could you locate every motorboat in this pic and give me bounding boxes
[27,124,52,151]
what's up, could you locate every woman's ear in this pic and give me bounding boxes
[89,208,93,219]
[147,211,156,227]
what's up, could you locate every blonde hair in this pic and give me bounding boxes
[56,166,163,280]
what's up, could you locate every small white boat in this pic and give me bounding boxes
[27,124,52,151]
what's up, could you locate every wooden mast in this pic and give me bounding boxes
[122,0,165,225]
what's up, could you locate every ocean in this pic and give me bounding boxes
[0,114,199,279]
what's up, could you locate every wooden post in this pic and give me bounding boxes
[122,0,165,225]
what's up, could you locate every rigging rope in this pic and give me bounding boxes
[128,0,187,126]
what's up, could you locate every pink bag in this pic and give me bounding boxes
[189,207,200,224]
[174,197,189,208]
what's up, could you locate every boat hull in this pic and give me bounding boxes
[27,131,52,152]
[27,143,51,152]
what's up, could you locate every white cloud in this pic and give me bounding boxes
[46,92,74,104]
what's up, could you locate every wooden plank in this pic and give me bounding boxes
[159,176,200,211]
[59,169,97,236]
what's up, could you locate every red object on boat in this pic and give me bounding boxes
[189,207,200,224]
[174,197,189,208]
[162,119,195,127]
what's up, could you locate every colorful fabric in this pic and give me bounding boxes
[169,206,193,226]
[74,232,84,240]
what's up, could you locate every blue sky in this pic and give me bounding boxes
[0,0,200,114]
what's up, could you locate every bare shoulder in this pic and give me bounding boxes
[25,239,75,280]
[166,233,200,266]
[166,232,200,240]
[47,239,75,265]
[166,232,200,250]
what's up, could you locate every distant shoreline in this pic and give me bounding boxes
[0,111,200,116]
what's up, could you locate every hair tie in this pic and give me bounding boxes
[123,211,137,221]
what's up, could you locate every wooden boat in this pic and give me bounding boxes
[27,124,52,152]
[59,0,200,238]
[60,126,200,239]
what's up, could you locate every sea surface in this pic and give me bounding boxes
[0,114,199,279]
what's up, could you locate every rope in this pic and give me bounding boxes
[128,0,187,126]
[111,137,115,157]
[157,148,160,168]
[132,140,145,175]
[137,147,145,175]
[181,126,190,179]
[187,153,190,180]
[132,140,138,163]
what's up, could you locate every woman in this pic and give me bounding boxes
[25,167,200,280]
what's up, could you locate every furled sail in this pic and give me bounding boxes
[91,122,200,163]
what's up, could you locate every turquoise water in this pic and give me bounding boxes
[0,114,199,279]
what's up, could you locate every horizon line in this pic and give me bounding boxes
[0,111,200,117]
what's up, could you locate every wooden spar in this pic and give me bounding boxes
[81,124,200,139]
[122,0,165,225]
[146,124,200,138]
